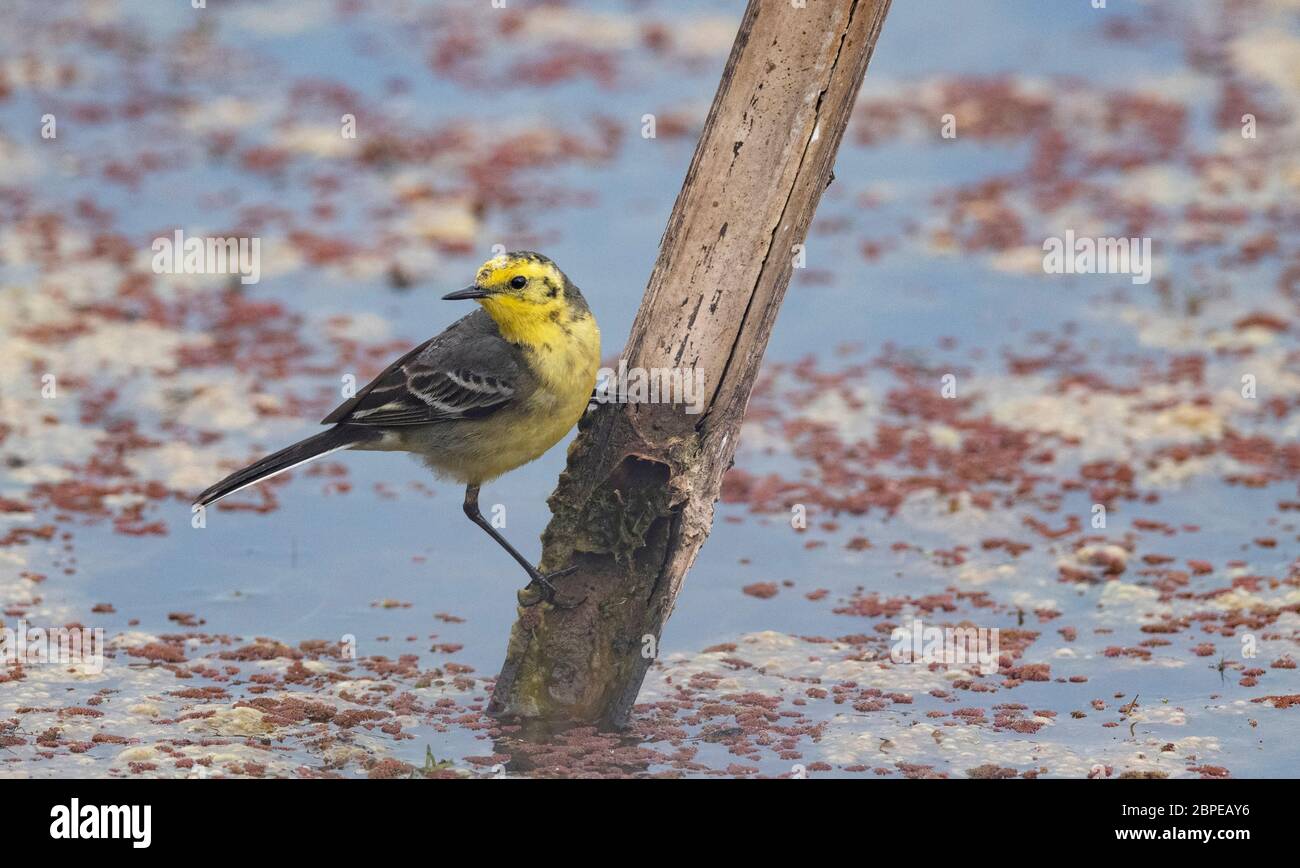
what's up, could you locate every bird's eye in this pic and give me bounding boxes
[510,275,527,289]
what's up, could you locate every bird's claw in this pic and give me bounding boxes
[519,565,584,609]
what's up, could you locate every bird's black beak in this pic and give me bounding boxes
[442,285,489,301]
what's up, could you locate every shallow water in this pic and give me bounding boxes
[1,0,1297,777]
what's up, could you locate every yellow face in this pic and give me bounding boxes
[475,252,569,306]
[455,251,592,347]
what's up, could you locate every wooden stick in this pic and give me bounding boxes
[489,0,892,728]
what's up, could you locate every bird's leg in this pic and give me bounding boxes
[461,484,582,608]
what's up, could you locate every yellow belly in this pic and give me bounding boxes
[460,386,589,483]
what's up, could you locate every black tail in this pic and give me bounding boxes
[195,425,376,507]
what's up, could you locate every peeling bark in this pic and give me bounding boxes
[489,0,893,728]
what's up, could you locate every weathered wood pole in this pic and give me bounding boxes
[489,0,892,728]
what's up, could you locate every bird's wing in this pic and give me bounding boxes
[322,320,521,427]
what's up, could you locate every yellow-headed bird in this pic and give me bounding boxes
[195,251,600,605]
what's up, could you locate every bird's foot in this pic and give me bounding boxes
[519,565,584,609]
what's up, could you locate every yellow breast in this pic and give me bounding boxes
[457,305,600,484]
[524,311,601,397]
